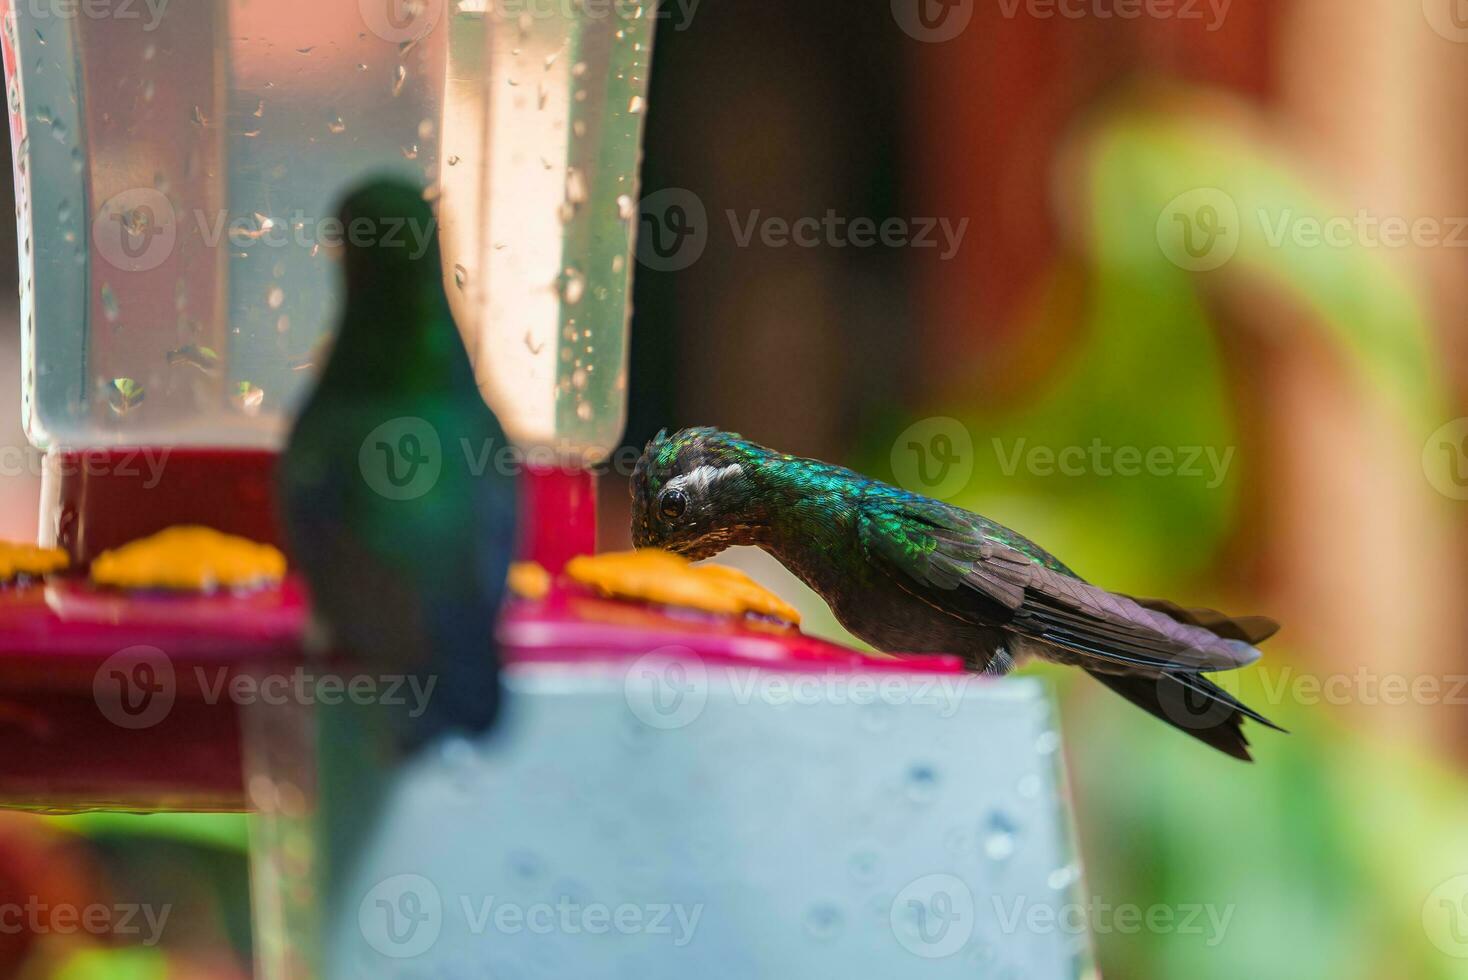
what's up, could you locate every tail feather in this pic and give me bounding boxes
[1085,668,1283,762]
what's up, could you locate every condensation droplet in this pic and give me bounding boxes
[628,95,645,114]
[166,344,220,376]
[401,144,419,160]
[507,849,543,880]
[392,64,407,97]
[1047,863,1079,891]
[326,112,346,134]
[266,286,284,309]
[904,764,939,805]
[803,903,844,943]
[575,402,593,422]
[983,811,1017,861]
[232,381,265,416]
[453,264,468,290]
[106,377,144,415]
[617,194,635,221]
[561,268,585,305]
[848,850,880,885]
[100,283,120,322]
[565,167,588,205]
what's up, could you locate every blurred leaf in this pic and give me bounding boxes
[51,946,169,980]
[48,813,249,852]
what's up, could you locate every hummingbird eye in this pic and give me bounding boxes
[659,487,688,520]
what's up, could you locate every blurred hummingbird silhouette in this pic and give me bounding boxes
[632,427,1284,760]
[280,178,516,749]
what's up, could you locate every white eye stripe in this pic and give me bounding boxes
[667,463,743,495]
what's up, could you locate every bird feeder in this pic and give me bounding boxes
[0,1,1092,976]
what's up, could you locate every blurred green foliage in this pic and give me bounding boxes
[861,102,1467,979]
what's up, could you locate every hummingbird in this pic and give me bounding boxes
[631,427,1283,760]
[279,178,516,749]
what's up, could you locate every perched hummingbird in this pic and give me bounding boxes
[632,427,1283,760]
[280,178,516,749]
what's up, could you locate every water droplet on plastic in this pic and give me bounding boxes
[453,264,468,290]
[617,194,635,220]
[561,268,585,305]
[1047,863,1079,891]
[356,62,368,72]
[106,377,144,415]
[326,113,345,134]
[417,118,434,139]
[803,903,844,942]
[848,850,881,884]
[904,764,939,805]
[507,849,543,880]
[447,154,460,166]
[191,105,208,127]
[100,284,119,322]
[391,64,407,97]
[232,381,264,416]
[266,285,284,309]
[983,811,1017,861]
[565,167,588,205]
[166,344,220,376]
[628,95,645,114]
[1035,731,1060,755]
[575,402,593,422]
[401,144,419,160]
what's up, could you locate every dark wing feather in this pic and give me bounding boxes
[856,491,1262,674]
[1127,597,1280,644]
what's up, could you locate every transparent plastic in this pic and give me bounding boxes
[1,0,652,458]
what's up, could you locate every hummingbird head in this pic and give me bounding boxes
[631,427,767,560]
